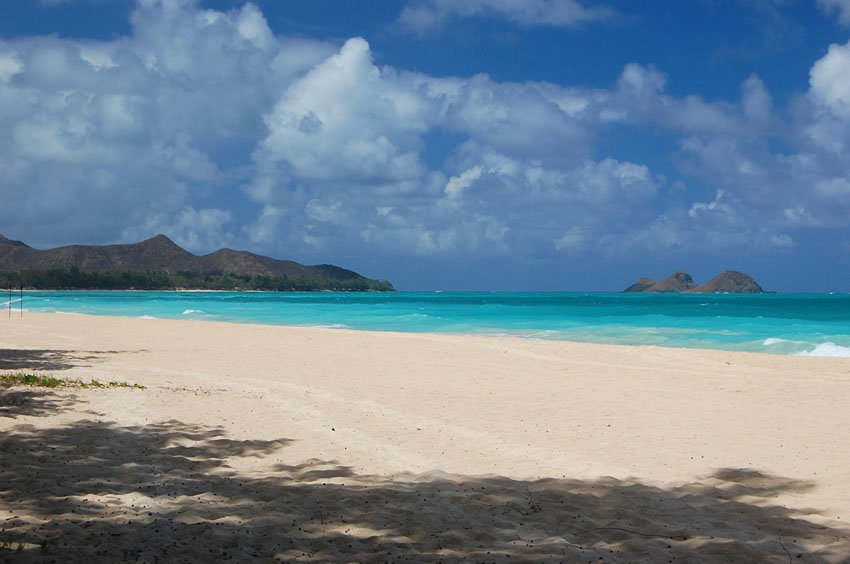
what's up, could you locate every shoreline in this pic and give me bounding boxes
[14,308,850,359]
[13,287,850,294]
[2,312,850,560]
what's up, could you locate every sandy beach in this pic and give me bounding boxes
[2,312,850,562]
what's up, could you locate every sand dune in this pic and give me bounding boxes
[2,313,850,561]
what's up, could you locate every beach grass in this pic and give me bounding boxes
[0,372,145,389]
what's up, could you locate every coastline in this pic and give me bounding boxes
[2,312,850,560]
[13,290,850,358]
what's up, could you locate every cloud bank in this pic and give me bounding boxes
[1,0,849,287]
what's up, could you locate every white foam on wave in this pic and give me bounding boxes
[472,329,564,340]
[765,337,850,357]
[138,315,157,320]
[763,337,799,346]
[182,309,203,315]
[794,342,850,357]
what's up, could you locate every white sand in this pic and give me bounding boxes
[1,312,849,561]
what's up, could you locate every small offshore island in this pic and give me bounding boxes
[624,270,765,293]
[0,234,393,292]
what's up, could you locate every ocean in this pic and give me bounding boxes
[6,291,850,357]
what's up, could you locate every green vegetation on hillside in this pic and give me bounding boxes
[0,268,394,292]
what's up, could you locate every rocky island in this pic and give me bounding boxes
[624,270,764,293]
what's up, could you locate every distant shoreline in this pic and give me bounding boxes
[11,294,850,358]
[8,288,849,294]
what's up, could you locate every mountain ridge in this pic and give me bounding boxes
[0,234,391,290]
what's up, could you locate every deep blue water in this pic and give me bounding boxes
[7,291,850,356]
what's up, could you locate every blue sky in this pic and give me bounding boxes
[1,0,850,291]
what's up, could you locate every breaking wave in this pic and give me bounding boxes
[795,342,850,357]
[763,337,850,357]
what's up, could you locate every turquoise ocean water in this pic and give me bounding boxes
[7,291,850,357]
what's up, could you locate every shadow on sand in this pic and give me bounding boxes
[0,348,149,372]
[1,392,848,562]
[0,387,78,419]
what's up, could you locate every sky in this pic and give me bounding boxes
[1,0,850,291]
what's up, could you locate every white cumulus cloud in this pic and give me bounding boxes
[0,0,333,251]
[253,38,431,190]
[809,40,850,118]
[397,0,612,34]
[818,0,850,25]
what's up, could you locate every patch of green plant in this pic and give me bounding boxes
[0,373,145,390]
[0,373,63,388]
[107,380,146,389]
